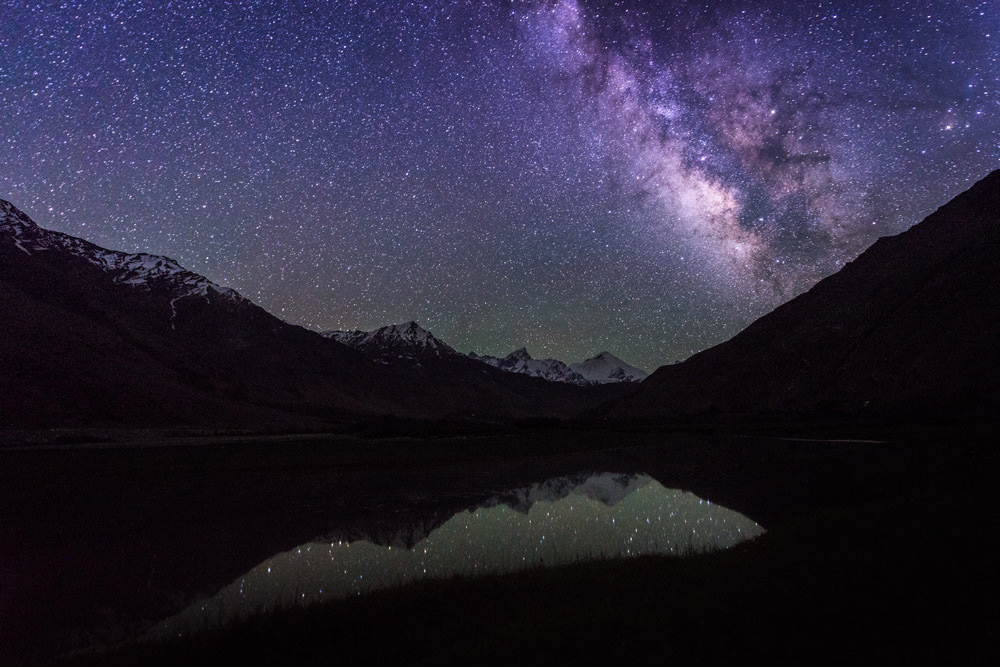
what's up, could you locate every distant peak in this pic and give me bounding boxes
[504,347,532,361]
[0,200,37,228]
[583,351,618,363]
[383,321,433,338]
[326,321,458,361]
[569,351,648,384]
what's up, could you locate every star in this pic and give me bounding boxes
[1,0,997,370]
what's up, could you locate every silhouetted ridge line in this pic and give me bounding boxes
[598,169,1000,423]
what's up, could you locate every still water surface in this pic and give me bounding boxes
[153,472,763,637]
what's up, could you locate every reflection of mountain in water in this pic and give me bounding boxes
[486,472,651,514]
[152,474,764,638]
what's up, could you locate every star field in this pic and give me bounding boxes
[2,1,997,370]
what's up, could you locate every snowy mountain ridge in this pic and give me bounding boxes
[323,318,646,384]
[470,348,589,385]
[570,351,649,384]
[473,348,647,384]
[321,321,459,363]
[485,472,654,514]
[3,200,646,384]
[1,199,244,307]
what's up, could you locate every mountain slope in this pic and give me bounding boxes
[0,200,403,427]
[601,170,1000,422]
[322,324,645,387]
[570,352,648,384]
[1,201,626,428]
[471,348,588,385]
[322,322,459,363]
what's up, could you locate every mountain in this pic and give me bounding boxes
[470,348,588,385]
[320,325,645,387]
[322,322,458,364]
[1,199,246,314]
[570,351,648,384]
[470,348,647,385]
[0,199,409,427]
[1,200,628,429]
[600,170,1000,423]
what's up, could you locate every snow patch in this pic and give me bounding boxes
[1,198,246,313]
[470,348,647,385]
[471,348,589,385]
[321,321,458,361]
[570,351,648,384]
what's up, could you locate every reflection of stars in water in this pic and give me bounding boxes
[2,1,998,369]
[155,474,764,637]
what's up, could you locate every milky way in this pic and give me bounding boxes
[2,1,997,370]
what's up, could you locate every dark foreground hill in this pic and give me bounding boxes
[601,170,1000,423]
[0,200,625,430]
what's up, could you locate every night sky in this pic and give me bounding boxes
[2,1,997,371]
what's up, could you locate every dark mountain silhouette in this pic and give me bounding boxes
[600,170,1000,423]
[0,200,626,429]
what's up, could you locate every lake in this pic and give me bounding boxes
[2,430,913,664]
[151,471,764,638]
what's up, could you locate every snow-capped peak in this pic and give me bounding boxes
[504,348,532,363]
[1,199,246,310]
[470,348,589,385]
[321,321,458,362]
[383,321,441,346]
[1,199,40,255]
[1,199,37,228]
[469,346,647,385]
[570,351,648,384]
